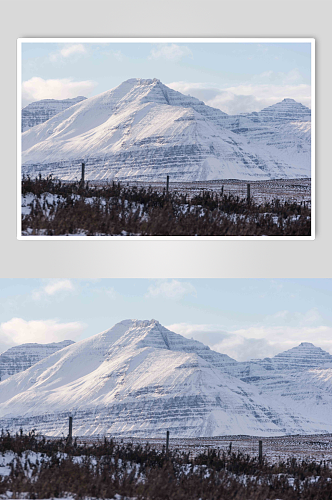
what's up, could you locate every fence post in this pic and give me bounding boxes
[68,415,73,441]
[166,175,169,195]
[166,430,169,453]
[247,183,250,204]
[81,162,85,187]
[259,440,262,464]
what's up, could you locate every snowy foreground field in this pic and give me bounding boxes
[0,432,332,500]
[21,177,311,236]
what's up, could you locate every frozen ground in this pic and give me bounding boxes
[72,434,332,465]
[105,178,312,205]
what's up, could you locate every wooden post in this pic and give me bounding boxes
[259,440,262,463]
[166,175,169,195]
[68,415,73,440]
[166,430,169,453]
[247,183,250,203]
[81,162,85,186]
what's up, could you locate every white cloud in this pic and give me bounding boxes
[32,279,75,300]
[22,77,97,107]
[44,279,74,296]
[105,287,118,299]
[166,311,332,362]
[60,44,86,58]
[0,318,86,346]
[167,70,311,114]
[146,280,196,300]
[50,44,87,62]
[149,44,193,62]
[108,50,123,61]
[167,322,231,345]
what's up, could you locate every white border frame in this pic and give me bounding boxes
[17,37,315,240]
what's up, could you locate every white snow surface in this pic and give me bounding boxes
[21,79,311,182]
[21,96,87,132]
[0,320,331,438]
[0,340,75,382]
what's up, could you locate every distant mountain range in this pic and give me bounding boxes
[0,320,330,438]
[21,78,311,182]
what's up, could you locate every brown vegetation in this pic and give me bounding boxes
[21,175,311,236]
[1,431,332,499]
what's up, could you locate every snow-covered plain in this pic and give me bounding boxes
[0,320,331,438]
[21,79,311,182]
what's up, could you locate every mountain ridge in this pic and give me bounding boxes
[0,319,330,438]
[21,79,311,182]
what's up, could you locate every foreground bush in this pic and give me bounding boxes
[21,176,311,236]
[0,431,331,499]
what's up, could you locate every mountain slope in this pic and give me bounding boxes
[0,320,330,438]
[21,79,311,182]
[0,340,75,382]
[22,97,87,132]
[220,100,311,174]
[248,99,311,123]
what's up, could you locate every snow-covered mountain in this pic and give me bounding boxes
[247,98,311,123]
[0,320,330,438]
[248,342,332,372]
[21,79,311,182]
[22,97,87,132]
[0,340,75,382]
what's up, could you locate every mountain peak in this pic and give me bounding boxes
[253,98,311,124]
[123,78,160,85]
[270,342,332,370]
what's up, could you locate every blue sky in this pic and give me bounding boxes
[21,41,312,113]
[0,279,330,361]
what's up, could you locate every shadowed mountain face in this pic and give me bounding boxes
[0,320,330,438]
[22,79,311,182]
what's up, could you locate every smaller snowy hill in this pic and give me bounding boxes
[0,340,75,382]
[22,96,87,132]
[250,342,332,372]
[247,99,311,123]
